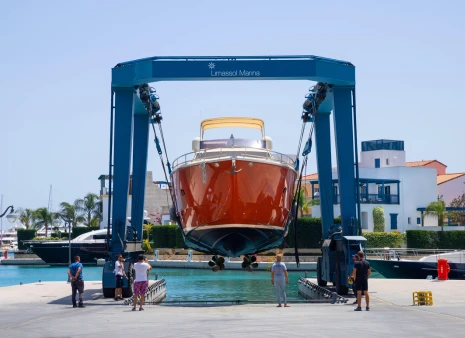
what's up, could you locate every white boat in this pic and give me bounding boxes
[1,227,19,251]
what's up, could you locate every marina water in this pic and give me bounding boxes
[0,265,315,302]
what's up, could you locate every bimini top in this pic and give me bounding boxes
[200,117,265,139]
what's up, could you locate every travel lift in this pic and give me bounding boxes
[102,56,365,298]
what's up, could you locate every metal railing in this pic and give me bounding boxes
[123,279,166,305]
[360,194,399,205]
[326,194,400,205]
[172,148,295,170]
[365,248,465,262]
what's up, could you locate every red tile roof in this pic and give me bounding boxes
[437,173,465,185]
[302,173,318,180]
[406,160,447,167]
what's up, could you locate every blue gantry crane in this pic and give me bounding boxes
[102,55,366,297]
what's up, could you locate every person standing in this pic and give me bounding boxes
[133,254,152,311]
[350,254,359,304]
[350,251,371,311]
[271,255,289,308]
[68,255,85,308]
[114,254,128,301]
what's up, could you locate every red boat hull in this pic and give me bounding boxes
[171,159,297,257]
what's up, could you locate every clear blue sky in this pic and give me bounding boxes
[1,0,464,212]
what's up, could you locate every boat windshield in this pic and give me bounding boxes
[200,138,266,150]
[74,230,109,241]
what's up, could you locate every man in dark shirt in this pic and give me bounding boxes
[350,251,371,311]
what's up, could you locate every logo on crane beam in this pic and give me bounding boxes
[207,62,260,77]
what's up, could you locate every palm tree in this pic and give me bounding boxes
[34,207,53,237]
[144,222,154,243]
[89,216,101,228]
[59,201,85,228]
[424,200,449,231]
[18,208,36,229]
[76,193,102,227]
[297,188,312,217]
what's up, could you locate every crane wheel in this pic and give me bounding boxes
[317,257,327,287]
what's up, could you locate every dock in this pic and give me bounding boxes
[1,278,465,337]
[1,257,317,270]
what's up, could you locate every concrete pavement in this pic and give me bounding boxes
[0,279,464,337]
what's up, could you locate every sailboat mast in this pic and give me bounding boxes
[47,185,52,213]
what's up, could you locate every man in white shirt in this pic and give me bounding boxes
[133,254,152,311]
[114,254,127,301]
[271,255,289,307]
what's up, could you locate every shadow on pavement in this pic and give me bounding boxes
[48,287,104,305]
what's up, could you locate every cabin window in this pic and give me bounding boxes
[386,158,389,165]
[375,158,380,168]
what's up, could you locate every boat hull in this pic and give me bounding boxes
[367,259,465,280]
[171,159,297,257]
[25,242,108,265]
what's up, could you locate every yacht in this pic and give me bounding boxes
[23,229,110,265]
[170,117,297,258]
[1,227,19,251]
[367,249,465,280]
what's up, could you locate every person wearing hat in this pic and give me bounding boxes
[132,254,152,311]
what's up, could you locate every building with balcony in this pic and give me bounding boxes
[303,139,438,232]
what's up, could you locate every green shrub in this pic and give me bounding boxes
[406,230,439,248]
[286,218,320,248]
[438,231,465,249]
[17,229,37,249]
[373,207,385,232]
[51,232,70,238]
[175,226,187,249]
[285,217,343,249]
[407,230,465,249]
[363,232,405,248]
[32,236,60,241]
[152,225,185,248]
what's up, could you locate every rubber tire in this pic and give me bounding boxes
[103,287,115,298]
[317,257,327,287]
[122,265,135,298]
[122,282,133,298]
[335,262,349,295]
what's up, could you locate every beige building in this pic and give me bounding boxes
[98,171,172,228]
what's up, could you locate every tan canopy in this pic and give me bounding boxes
[200,117,265,138]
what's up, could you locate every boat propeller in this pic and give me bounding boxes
[241,255,259,272]
[208,255,225,272]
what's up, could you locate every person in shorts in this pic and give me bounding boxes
[114,254,128,301]
[133,254,152,311]
[350,251,371,311]
[271,255,289,307]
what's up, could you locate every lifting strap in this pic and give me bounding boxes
[136,84,176,209]
[292,82,328,267]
